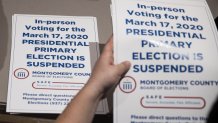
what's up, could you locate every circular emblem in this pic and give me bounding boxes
[119,76,136,93]
[14,68,29,79]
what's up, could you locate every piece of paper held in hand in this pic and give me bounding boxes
[111,0,218,122]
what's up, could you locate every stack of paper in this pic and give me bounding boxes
[7,14,108,114]
[111,0,218,122]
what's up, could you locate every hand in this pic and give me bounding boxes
[86,36,131,97]
[55,36,131,123]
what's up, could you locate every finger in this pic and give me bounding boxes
[115,61,131,76]
[101,36,114,63]
[103,36,113,54]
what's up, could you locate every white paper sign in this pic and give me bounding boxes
[7,14,108,114]
[112,0,218,122]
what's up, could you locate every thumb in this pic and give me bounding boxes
[115,61,131,76]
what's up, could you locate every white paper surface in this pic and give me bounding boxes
[112,0,218,122]
[7,14,108,114]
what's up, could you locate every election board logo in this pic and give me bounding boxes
[119,76,136,93]
[14,68,29,79]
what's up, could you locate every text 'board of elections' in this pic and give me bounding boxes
[112,0,218,123]
[7,14,108,114]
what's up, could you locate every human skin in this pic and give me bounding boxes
[55,36,131,123]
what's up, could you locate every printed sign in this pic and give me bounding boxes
[7,14,108,114]
[112,0,218,122]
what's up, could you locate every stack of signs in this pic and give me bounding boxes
[111,0,218,122]
[7,14,108,114]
